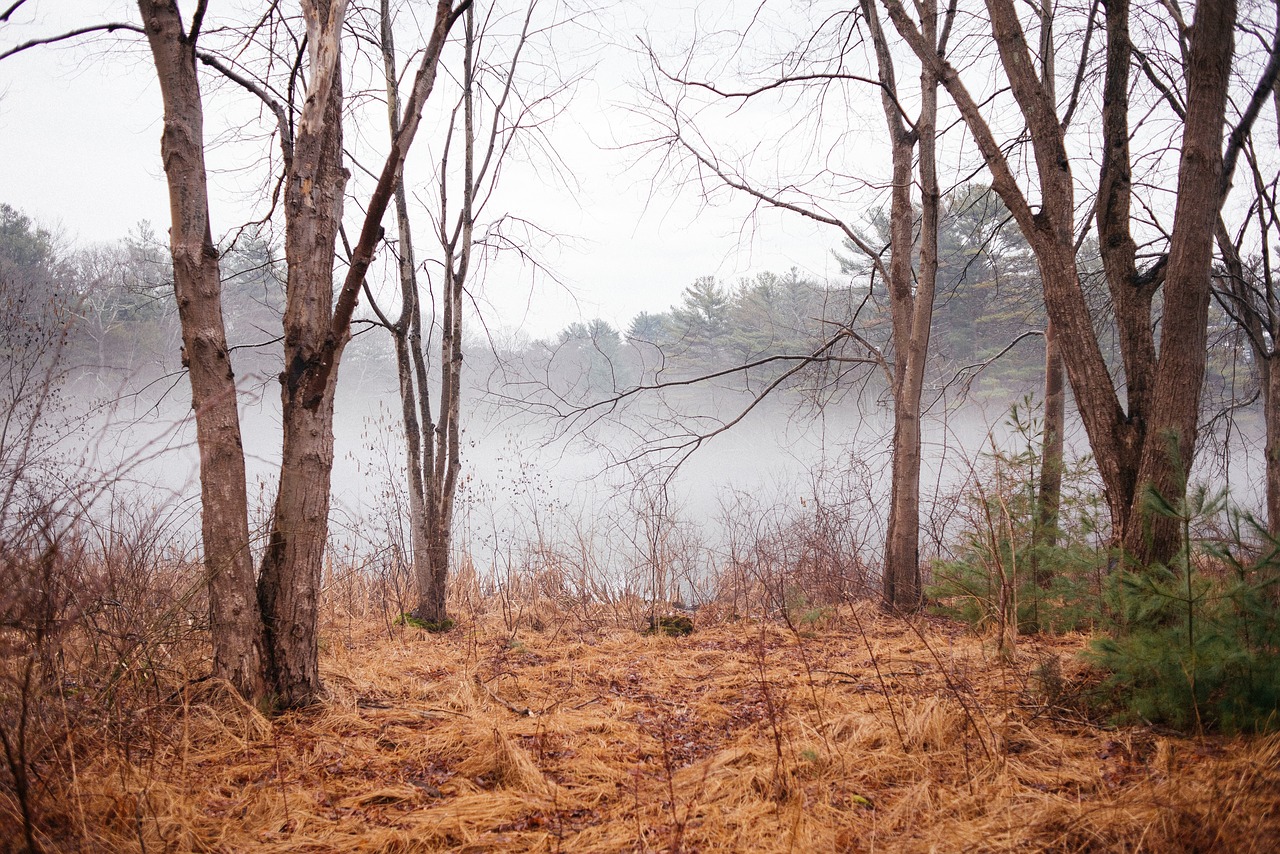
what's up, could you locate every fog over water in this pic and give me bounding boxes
[61,333,1267,604]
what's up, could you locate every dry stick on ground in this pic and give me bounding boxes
[774,610,836,760]
[474,674,535,717]
[845,602,907,751]
[898,615,996,762]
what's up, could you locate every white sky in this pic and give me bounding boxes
[4,1,1275,344]
[0,0,862,339]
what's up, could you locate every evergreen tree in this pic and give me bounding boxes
[626,310,669,345]
[668,275,732,362]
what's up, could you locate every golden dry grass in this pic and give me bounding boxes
[8,603,1280,853]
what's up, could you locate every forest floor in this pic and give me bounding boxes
[11,602,1280,852]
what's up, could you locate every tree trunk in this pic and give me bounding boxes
[378,0,436,619]
[866,0,941,611]
[416,518,451,623]
[884,402,923,608]
[411,4,476,624]
[884,0,1237,568]
[1121,0,1235,560]
[415,246,465,623]
[137,0,265,703]
[257,0,349,707]
[880,117,920,607]
[1267,354,1280,538]
[1033,0,1064,575]
[1035,322,1064,565]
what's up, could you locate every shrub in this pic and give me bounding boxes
[929,397,1109,636]
[1088,488,1280,733]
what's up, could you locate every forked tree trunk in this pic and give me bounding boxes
[885,0,1237,568]
[881,111,922,608]
[864,0,943,611]
[257,0,349,706]
[136,0,462,707]
[137,0,265,702]
[377,1,474,626]
[1122,0,1235,560]
[378,0,436,618]
[416,227,467,623]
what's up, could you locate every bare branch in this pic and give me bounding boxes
[671,125,891,284]
[1221,28,1280,199]
[1,1,30,22]
[195,50,294,165]
[643,37,917,130]
[936,329,1046,400]
[1,22,144,62]
[1059,0,1100,132]
[189,0,209,43]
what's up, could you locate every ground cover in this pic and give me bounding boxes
[7,604,1280,852]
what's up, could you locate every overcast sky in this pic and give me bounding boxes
[0,0,864,339]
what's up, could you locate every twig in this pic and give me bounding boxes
[474,674,533,716]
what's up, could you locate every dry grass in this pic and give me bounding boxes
[6,602,1280,853]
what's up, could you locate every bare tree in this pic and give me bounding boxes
[135,0,265,700]
[882,0,1264,565]
[863,0,948,611]
[638,1,954,610]
[368,0,561,625]
[95,0,468,706]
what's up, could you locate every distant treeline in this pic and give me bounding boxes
[0,189,1255,416]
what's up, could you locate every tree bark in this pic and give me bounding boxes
[1034,0,1064,578]
[1036,321,1065,556]
[883,0,1237,567]
[137,0,265,703]
[1124,0,1235,558]
[257,0,349,707]
[865,0,941,611]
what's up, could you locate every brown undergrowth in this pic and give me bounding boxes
[4,599,1279,853]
